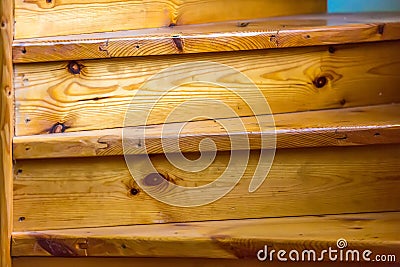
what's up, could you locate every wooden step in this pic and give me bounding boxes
[14,40,400,136]
[12,257,400,267]
[13,104,400,159]
[14,0,326,39]
[13,12,400,63]
[13,143,400,231]
[12,212,400,259]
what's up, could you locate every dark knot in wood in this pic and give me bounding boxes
[314,76,327,88]
[50,122,66,133]
[68,61,81,74]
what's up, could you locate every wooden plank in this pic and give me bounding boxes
[14,0,326,39]
[14,41,400,136]
[11,257,400,267]
[13,104,400,159]
[0,0,13,266]
[11,212,400,259]
[13,13,400,63]
[13,144,400,231]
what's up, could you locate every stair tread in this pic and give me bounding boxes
[12,211,400,258]
[13,104,400,159]
[13,12,400,63]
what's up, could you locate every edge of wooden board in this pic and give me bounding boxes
[12,13,400,63]
[0,0,14,266]
[11,212,400,259]
[14,0,327,39]
[13,104,400,159]
[11,257,400,267]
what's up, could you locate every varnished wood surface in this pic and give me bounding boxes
[13,104,400,159]
[14,41,400,136]
[13,12,400,63]
[12,212,400,258]
[11,257,400,267]
[14,0,326,39]
[13,144,400,231]
[0,0,14,266]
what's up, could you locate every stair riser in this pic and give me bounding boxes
[13,144,400,231]
[14,41,400,136]
[14,0,326,39]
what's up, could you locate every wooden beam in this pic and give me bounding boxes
[12,212,400,259]
[14,41,400,136]
[13,144,400,230]
[13,104,400,159]
[14,0,327,39]
[0,0,13,265]
[12,257,400,267]
[12,13,400,63]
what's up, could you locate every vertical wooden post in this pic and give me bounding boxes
[0,0,14,266]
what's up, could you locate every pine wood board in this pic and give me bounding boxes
[11,257,400,267]
[11,212,400,259]
[13,104,400,159]
[13,144,400,231]
[0,0,14,266]
[12,12,400,63]
[14,41,400,136]
[14,0,327,39]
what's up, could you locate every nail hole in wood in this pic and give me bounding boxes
[25,118,31,124]
[340,99,346,106]
[378,24,385,35]
[1,20,5,28]
[22,47,27,54]
[50,122,66,133]
[314,76,327,88]
[237,22,249,27]
[18,217,25,222]
[130,188,139,196]
[68,61,81,75]
[136,45,140,49]
[328,46,335,54]
[17,169,23,174]
[25,147,30,151]
[121,244,127,249]
[305,34,311,39]
[374,132,380,136]
[46,0,52,3]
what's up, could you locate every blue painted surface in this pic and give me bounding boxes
[328,0,400,13]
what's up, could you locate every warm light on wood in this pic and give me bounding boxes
[14,41,400,136]
[14,0,327,39]
[12,13,400,63]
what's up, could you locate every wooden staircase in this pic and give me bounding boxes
[1,1,400,266]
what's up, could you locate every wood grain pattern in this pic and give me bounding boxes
[14,0,326,39]
[12,257,400,267]
[12,212,400,259]
[13,104,400,159]
[12,13,400,63]
[0,0,13,266]
[13,144,400,231]
[14,41,400,136]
